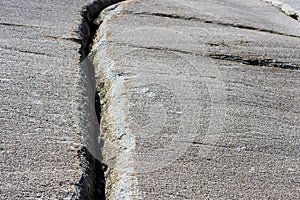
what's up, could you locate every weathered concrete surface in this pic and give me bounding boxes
[92,0,300,199]
[0,0,92,199]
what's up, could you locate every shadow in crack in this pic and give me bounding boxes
[76,0,125,199]
[77,146,106,200]
[76,55,107,199]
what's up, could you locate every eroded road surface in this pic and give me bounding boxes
[92,0,300,199]
[1,0,300,199]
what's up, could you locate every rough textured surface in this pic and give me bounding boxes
[1,0,300,199]
[263,0,300,20]
[93,0,300,199]
[0,0,92,199]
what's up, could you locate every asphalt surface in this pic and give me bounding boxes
[92,0,300,199]
[0,0,91,199]
[1,0,300,199]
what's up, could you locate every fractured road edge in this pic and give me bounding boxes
[90,0,140,199]
[75,0,125,199]
[262,0,300,21]
[75,0,300,199]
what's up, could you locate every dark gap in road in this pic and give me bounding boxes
[76,0,124,199]
[191,141,295,156]
[289,13,299,20]
[209,54,300,70]
[132,12,300,38]
[191,141,234,149]
[95,91,101,123]
[0,22,41,29]
[0,46,53,57]
[79,1,103,60]
[79,0,125,60]
[76,147,106,199]
[115,42,203,56]
[42,35,81,43]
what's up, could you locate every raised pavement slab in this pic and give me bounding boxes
[91,0,300,199]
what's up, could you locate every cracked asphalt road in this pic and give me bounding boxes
[1,0,300,199]
[93,0,300,199]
